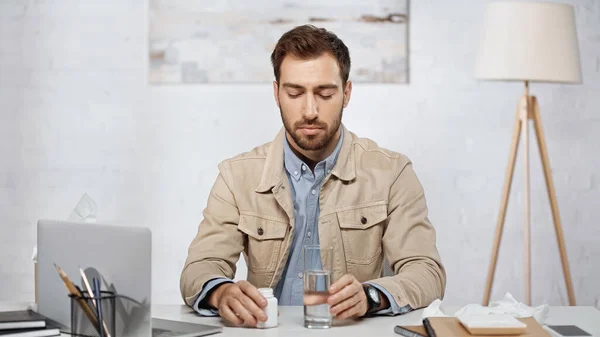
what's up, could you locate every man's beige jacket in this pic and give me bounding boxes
[181,125,446,310]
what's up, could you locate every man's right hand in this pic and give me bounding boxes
[208,281,268,327]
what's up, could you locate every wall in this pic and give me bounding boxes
[1,0,599,306]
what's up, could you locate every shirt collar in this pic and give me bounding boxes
[283,128,344,181]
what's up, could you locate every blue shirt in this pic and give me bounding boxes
[273,129,343,305]
[193,129,407,315]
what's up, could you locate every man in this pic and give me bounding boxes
[180,24,445,327]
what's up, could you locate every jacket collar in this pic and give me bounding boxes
[255,124,356,193]
[330,124,355,182]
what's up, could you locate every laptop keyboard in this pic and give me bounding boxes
[152,328,180,337]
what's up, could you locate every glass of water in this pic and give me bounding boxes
[303,245,333,329]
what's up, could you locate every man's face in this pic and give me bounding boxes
[273,53,352,151]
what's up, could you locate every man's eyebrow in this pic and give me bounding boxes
[281,82,304,89]
[315,84,338,90]
[280,83,339,90]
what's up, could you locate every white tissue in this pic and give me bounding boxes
[68,193,97,223]
[422,298,449,317]
[31,193,97,262]
[423,292,549,324]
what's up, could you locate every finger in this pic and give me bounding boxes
[229,299,257,327]
[239,293,268,322]
[238,281,268,308]
[329,274,354,294]
[219,303,243,326]
[328,281,361,306]
[303,291,329,306]
[331,291,361,316]
[336,303,362,320]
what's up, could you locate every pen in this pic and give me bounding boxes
[93,278,105,337]
[423,318,436,337]
[80,268,111,337]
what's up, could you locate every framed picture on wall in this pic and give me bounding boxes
[148,0,409,84]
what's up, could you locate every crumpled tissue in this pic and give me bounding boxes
[423,292,549,324]
[31,193,97,262]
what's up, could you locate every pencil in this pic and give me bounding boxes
[79,268,97,307]
[54,264,100,331]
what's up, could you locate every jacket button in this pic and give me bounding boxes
[361,216,367,224]
[257,227,264,236]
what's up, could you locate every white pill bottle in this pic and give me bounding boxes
[256,288,278,329]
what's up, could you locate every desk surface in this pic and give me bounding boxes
[2,302,600,337]
[152,305,600,337]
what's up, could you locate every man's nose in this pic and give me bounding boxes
[302,93,318,120]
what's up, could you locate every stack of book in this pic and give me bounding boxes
[0,310,61,337]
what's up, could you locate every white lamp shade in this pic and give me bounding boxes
[475,1,582,83]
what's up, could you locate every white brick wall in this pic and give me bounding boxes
[1,0,599,306]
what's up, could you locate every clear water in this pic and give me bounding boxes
[303,271,331,329]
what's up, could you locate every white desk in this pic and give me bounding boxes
[3,302,600,336]
[152,305,600,337]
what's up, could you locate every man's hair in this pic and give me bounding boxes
[270,24,351,85]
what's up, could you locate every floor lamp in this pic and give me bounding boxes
[474,1,582,306]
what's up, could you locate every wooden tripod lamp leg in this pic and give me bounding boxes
[531,97,577,306]
[483,102,523,305]
[523,96,532,306]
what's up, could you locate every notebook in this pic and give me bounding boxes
[0,311,47,330]
[0,327,60,337]
[400,317,550,337]
[0,311,60,337]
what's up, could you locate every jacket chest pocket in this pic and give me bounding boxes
[238,215,288,273]
[337,203,387,265]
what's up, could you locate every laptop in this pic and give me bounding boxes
[37,219,222,337]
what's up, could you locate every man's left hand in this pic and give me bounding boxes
[327,274,368,319]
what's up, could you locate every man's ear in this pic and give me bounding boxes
[273,81,280,108]
[343,80,352,108]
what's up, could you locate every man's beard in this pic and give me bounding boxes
[280,107,343,151]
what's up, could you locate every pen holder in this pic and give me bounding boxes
[70,291,116,337]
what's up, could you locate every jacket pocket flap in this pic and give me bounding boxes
[337,203,388,229]
[238,215,288,240]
